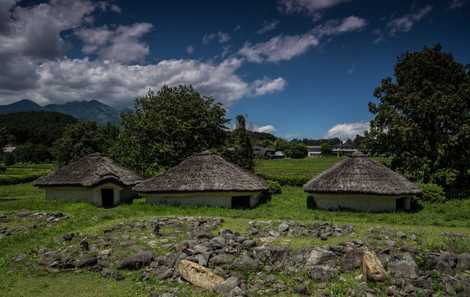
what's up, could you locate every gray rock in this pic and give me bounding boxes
[101,268,124,281]
[242,239,256,248]
[309,265,337,281]
[278,222,289,233]
[210,254,234,266]
[232,255,259,271]
[388,253,418,279]
[457,253,470,271]
[215,276,240,296]
[306,248,335,266]
[76,255,98,268]
[154,266,173,280]
[118,251,154,269]
[62,233,74,241]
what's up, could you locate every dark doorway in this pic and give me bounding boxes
[101,189,114,208]
[232,196,251,209]
[396,197,406,211]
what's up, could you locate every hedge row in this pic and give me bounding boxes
[0,174,43,185]
[259,174,310,186]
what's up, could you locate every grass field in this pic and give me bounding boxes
[1,158,470,296]
[255,156,342,179]
[0,163,54,185]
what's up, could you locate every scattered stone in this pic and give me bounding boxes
[62,233,74,241]
[309,265,337,281]
[232,255,259,271]
[118,251,154,270]
[387,253,417,279]
[177,259,224,290]
[278,222,289,233]
[363,250,386,282]
[214,276,239,296]
[76,255,98,268]
[306,247,335,266]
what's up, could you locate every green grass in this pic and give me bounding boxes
[0,163,53,185]
[255,156,342,179]
[1,180,470,296]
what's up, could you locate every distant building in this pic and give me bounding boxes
[304,152,422,212]
[253,146,275,159]
[2,144,16,153]
[33,153,142,208]
[332,143,357,156]
[307,146,322,157]
[134,151,269,208]
[272,151,285,159]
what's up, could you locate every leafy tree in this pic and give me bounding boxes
[53,121,112,165]
[367,45,470,189]
[112,86,228,174]
[223,115,255,170]
[285,142,307,159]
[320,143,332,155]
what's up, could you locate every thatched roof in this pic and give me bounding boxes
[33,153,142,187]
[134,151,268,193]
[304,152,422,195]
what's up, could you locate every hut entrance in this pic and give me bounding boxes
[101,189,114,208]
[232,196,251,209]
[396,197,407,211]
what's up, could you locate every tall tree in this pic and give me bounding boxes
[53,122,113,165]
[367,45,470,188]
[111,86,228,175]
[223,115,255,170]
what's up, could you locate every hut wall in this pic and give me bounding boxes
[312,193,409,212]
[44,183,134,207]
[144,191,261,208]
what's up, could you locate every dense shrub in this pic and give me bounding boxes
[3,153,15,166]
[0,164,6,174]
[419,183,446,203]
[259,174,309,186]
[267,180,282,194]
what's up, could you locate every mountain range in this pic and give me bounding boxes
[0,99,121,123]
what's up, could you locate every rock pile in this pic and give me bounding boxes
[0,210,68,238]
[34,217,470,297]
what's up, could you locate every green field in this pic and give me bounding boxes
[0,164,54,185]
[255,156,342,179]
[1,158,470,296]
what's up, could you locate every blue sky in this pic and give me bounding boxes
[0,0,469,139]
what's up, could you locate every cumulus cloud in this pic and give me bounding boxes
[239,16,366,63]
[203,31,231,44]
[278,0,351,15]
[252,78,287,96]
[252,124,277,134]
[387,5,432,35]
[326,122,369,140]
[0,0,288,107]
[257,20,280,34]
[75,23,153,64]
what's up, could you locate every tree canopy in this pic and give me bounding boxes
[111,86,228,175]
[367,45,470,189]
[223,115,255,170]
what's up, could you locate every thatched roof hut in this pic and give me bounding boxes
[34,153,142,207]
[134,151,268,208]
[303,152,422,212]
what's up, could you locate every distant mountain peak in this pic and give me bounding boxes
[0,99,122,124]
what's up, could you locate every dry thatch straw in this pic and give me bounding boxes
[33,153,142,187]
[304,151,422,195]
[134,151,268,193]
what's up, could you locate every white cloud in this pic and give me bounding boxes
[257,20,280,34]
[239,33,319,63]
[278,0,351,15]
[0,0,288,107]
[326,122,369,140]
[313,16,367,37]
[387,5,432,35]
[239,16,366,63]
[75,23,153,64]
[252,78,287,96]
[203,31,231,44]
[252,124,277,134]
